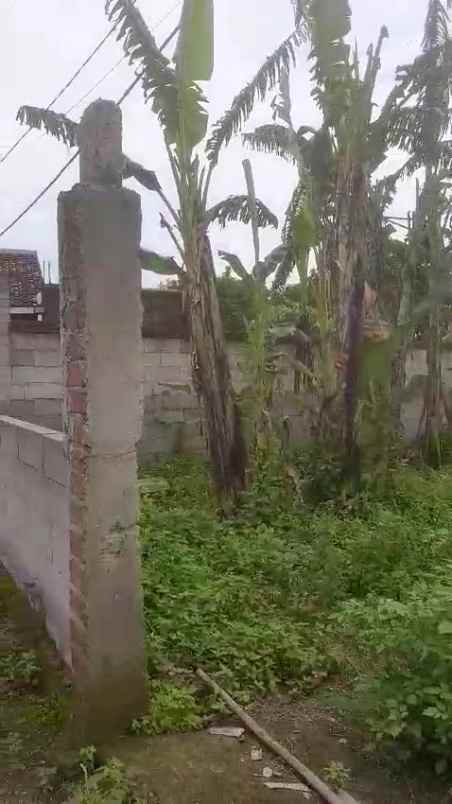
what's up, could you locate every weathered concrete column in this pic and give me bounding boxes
[0,273,11,414]
[58,100,146,739]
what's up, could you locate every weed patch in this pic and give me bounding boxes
[139,457,452,770]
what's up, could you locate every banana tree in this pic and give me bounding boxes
[18,0,297,504]
[383,0,452,458]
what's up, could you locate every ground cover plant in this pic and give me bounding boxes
[139,455,452,774]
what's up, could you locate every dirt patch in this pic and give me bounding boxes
[105,693,452,804]
[250,695,452,804]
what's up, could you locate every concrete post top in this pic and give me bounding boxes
[78,99,123,189]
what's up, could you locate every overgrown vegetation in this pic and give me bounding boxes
[139,455,452,773]
[72,748,145,804]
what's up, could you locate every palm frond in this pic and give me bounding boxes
[306,0,352,118]
[218,251,250,282]
[254,245,287,282]
[272,249,296,291]
[206,195,278,229]
[308,0,352,73]
[374,156,420,207]
[272,68,293,126]
[272,179,317,291]
[139,248,181,275]
[283,180,317,251]
[292,0,311,34]
[17,106,79,147]
[438,138,452,171]
[123,157,162,191]
[206,31,302,165]
[423,0,451,52]
[242,124,297,162]
[106,0,208,147]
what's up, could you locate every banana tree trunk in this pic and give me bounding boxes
[424,303,442,461]
[336,157,369,484]
[185,227,247,504]
[391,267,412,432]
[422,170,443,463]
[335,152,355,353]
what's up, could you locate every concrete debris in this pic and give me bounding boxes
[208,726,245,739]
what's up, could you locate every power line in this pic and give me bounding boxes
[63,0,182,118]
[0,25,117,167]
[0,24,180,241]
[65,56,126,117]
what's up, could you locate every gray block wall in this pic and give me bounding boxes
[0,417,70,663]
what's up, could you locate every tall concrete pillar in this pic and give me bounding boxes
[58,100,146,739]
[0,273,11,415]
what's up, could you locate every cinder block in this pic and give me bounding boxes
[24,383,63,400]
[34,351,61,367]
[11,349,35,367]
[161,391,197,411]
[0,345,10,365]
[12,366,62,385]
[0,366,11,384]
[10,333,36,350]
[143,338,182,354]
[10,385,26,400]
[8,400,36,420]
[17,428,44,469]
[43,438,69,486]
[35,398,63,416]
[11,333,59,350]
[142,352,161,367]
[179,340,191,354]
[160,352,191,368]
[0,422,18,456]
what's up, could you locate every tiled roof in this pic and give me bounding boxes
[0,249,43,307]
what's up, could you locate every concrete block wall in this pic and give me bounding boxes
[0,276,10,414]
[9,332,62,430]
[0,416,70,663]
[5,325,442,455]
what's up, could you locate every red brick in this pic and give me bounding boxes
[70,497,87,530]
[70,586,87,623]
[70,614,87,649]
[67,362,85,388]
[70,556,83,591]
[69,389,87,414]
[70,527,85,562]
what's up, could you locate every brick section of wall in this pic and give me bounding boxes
[0,416,70,663]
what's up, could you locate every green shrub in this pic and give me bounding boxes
[131,681,202,736]
[331,570,452,772]
[0,650,40,684]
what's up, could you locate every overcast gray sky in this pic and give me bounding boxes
[0,0,426,286]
